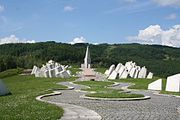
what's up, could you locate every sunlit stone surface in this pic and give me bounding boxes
[148,79,162,91]
[166,74,180,92]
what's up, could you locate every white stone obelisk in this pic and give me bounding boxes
[84,46,91,68]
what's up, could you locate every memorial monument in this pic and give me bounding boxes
[31,60,71,78]
[148,79,162,91]
[82,46,91,68]
[81,46,96,80]
[105,61,153,80]
[166,74,180,92]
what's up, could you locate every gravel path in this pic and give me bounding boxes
[43,82,180,120]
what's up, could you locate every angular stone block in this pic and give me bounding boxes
[104,70,109,76]
[0,80,10,96]
[115,63,122,72]
[120,69,128,79]
[125,61,136,73]
[129,67,136,78]
[60,70,70,78]
[44,70,50,78]
[67,70,71,76]
[138,66,147,78]
[118,65,125,78]
[31,66,38,75]
[55,66,63,74]
[107,65,115,77]
[49,69,56,78]
[166,74,180,92]
[148,79,162,90]
[147,72,153,79]
[108,70,118,80]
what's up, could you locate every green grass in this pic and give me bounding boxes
[68,67,82,75]
[113,77,180,96]
[74,81,144,98]
[87,92,144,98]
[0,68,23,78]
[160,91,180,96]
[113,77,161,90]
[0,74,76,120]
[95,68,107,74]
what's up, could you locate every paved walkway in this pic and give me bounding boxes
[59,103,101,120]
[43,82,180,120]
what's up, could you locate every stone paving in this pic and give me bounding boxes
[43,82,180,120]
[76,70,107,81]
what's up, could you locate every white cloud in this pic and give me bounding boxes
[63,6,75,12]
[69,36,86,44]
[0,35,35,45]
[165,13,177,20]
[127,25,180,47]
[152,0,180,7]
[0,5,4,13]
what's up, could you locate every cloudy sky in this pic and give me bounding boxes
[0,0,180,47]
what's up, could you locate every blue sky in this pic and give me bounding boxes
[0,0,180,46]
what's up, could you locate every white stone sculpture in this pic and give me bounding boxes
[134,67,140,78]
[115,63,122,72]
[120,69,128,79]
[106,64,115,77]
[60,70,70,78]
[31,66,38,75]
[165,74,180,92]
[118,65,126,78]
[138,66,147,78]
[108,70,118,80]
[49,69,56,78]
[125,61,133,72]
[148,79,162,90]
[31,60,71,78]
[67,70,71,76]
[106,61,152,80]
[147,72,153,79]
[83,46,91,68]
[104,70,109,75]
[129,67,136,78]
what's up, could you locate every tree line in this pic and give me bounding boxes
[0,42,180,77]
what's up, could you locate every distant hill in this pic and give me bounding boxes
[0,42,180,77]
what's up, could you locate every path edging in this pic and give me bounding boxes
[71,82,151,101]
[81,95,151,101]
[153,91,180,98]
[36,86,102,120]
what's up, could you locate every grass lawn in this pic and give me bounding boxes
[74,81,144,98]
[95,68,107,74]
[160,91,180,96]
[113,77,180,96]
[0,68,23,78]
[0,74,76,120]
[68,67,82,75]
[113,77,162,90]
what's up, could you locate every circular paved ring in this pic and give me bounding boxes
[80,94,151,101]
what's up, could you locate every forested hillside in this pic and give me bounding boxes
[0,42,180,77]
